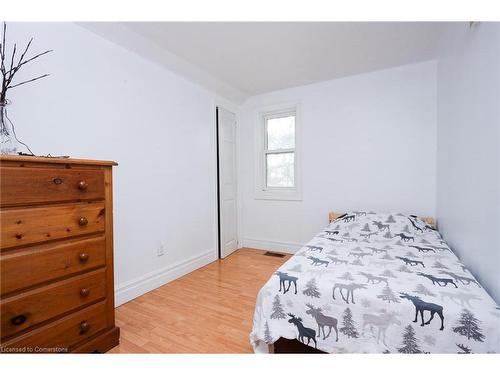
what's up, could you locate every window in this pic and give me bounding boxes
[255,104,301,200]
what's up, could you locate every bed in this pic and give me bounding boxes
[250,211,500,354]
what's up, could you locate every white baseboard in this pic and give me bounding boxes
[241,237,303,254]
[114,249,216,307]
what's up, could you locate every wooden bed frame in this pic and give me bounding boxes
[271,211,436,354]
[328,211,436,227]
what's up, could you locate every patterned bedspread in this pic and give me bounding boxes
[250,212,500,353]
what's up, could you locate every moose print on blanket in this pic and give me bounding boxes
[393,233,415,242]
[396,256,425,268]
[417,272,458,288]
[308,256,329,267]
[362,310,401,345]
[400,293,445,331]
[287,314,317,348]
[275,272,298,294]
[332,283,367,304]
[305,304,339,341]
[251,211,500,354]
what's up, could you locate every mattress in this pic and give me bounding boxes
[250,211,500,353]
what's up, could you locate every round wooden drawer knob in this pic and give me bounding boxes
[78,217,88,226]
[11,314,27,326]
[78,180,88,190]
[79,253,89,262]
[79,320,90,334]
[80,288,90,297]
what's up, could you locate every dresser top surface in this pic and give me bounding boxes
[0,155,118,166]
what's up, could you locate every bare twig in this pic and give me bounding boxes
[0,43,4,74]
[1,23,7,101]
[14,37,33,71]
[19,49,52,67]
[1,23,6,100]
[7,73,49,89]
[4,38,32,90]
[0,43,4,84]
[5,49,52,78]
[8,43,16,78]
[1,22,6,73]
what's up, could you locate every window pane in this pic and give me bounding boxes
[266,152,294,188]
[266,115,295,150]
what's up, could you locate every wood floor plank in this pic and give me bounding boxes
[109,248,290,353]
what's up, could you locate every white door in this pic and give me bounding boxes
[218,107,238,258]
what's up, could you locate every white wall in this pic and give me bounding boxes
[239,61,437,252]
[6,22,235,305]
[9,22,497,307]
[436,23,500,303]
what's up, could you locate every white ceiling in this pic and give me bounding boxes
[82,22,446,102]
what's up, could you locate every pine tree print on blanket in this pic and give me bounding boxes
[452,309,485,342]
[270,295,286,319]
[398,325,422,353]
[339,308,359,338]
[303,278,321,298]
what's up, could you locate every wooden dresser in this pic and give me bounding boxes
[0,156,119,353]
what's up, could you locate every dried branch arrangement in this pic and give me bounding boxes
[0,22,52,103]
[0,22,52,155]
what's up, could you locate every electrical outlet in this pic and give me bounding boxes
[157,244,165,257]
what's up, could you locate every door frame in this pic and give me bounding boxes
[213,102,240,260]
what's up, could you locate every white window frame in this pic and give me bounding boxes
[254,103,302,201]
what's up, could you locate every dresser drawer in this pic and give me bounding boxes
[1,269,106,339]
[1,301,108,353]
[0,167,105,207]
[0,202,105,249]
[1,236,106,296]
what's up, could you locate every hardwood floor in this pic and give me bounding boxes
[109,248,290,353]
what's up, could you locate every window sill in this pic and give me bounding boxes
[254,189,302,201]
